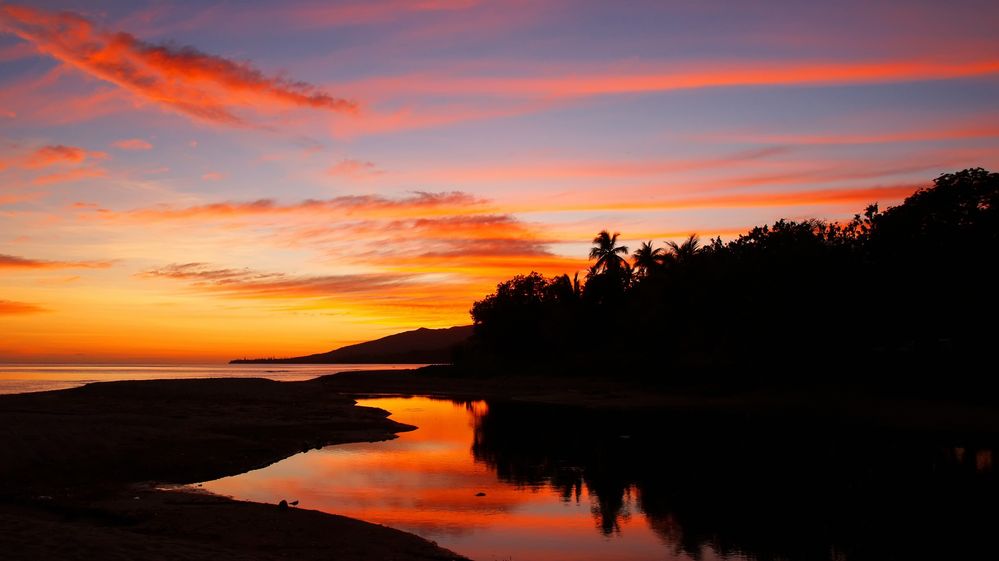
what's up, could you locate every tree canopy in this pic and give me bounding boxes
[463,168,999,393]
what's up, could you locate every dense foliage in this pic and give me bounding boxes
[462,168,999,389]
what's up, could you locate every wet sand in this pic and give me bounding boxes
[0,377,466,561]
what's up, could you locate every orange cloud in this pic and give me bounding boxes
[269,213,586,282]
[4,143,106,168]
[135,261,532,329]
[131,207,575,319]
[139,262,421,300]
[397,147,792,185]
[0,253,112,269]
[0,143,109,186]
[24,144,88,168]
[0,192,46,206]
[0,4,358,126]
[318,215,553,255]
[327,59,999,135]
[112,138,153,150]
[31,166,108,186]
[201,171,225,182]
[114,183,919,224]
[0,299,47,315]
[105,191,488,222]
[514,184,922,214]
[699,118,999,146]
[341,59,999,101]
[327,159,381,177]
[331,100,548,138]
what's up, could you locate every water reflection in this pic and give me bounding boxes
[473,400,999,561]
[202,397,999,561]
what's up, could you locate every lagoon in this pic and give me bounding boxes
[201,396,999,561]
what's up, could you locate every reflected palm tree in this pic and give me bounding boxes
[632,241,665,278]
[589,230,630,275]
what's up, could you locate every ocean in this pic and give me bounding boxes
[0,363,425,395]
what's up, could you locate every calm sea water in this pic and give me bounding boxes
[0,363,424,395]
[201,396,999,561]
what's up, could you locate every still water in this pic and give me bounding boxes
[200,397,999,561]
[0,363,424,394]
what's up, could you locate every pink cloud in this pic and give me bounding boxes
[327,159,382,177]
[32,166,108,186]
[0,4,358,126]
[103,191,487,222]
[24,144,87,168]
[112,138,153,150]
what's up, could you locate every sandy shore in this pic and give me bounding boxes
[0,377,466,561]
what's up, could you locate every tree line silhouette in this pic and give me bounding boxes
[459,168,999,393]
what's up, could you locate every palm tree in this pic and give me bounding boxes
[589,230,630,275]
[664,234,701,266]
[632,241,665,277]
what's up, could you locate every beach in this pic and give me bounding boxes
[4,367,999,561]
[0,377,466,561]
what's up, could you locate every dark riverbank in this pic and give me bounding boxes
[314,367,999,438]
[0,378,466,561]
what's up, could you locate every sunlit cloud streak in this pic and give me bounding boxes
[701,120,999,145]
[24,144,90,167]
[293,214,570,275]
[201,171,225,182]
[327,159,382,178]
[139,262,421,301]
[1,143,110,188]
[0,4,358,126]
[0,299,46,315]
[395,147,792,184]
[112,138,153,150]
[511,185,922,214]
[1,144,106,170]
[0,192,46,206]
[135,259,564,326]
[325,57,999,136]
[104,184,920,224]
[0,253,112,269]
[31,166,108,186]
[340,59,999,101]
[103,191,488,221]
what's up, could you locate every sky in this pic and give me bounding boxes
[1,0,998,362]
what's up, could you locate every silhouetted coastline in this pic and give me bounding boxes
[453,168,999,404]
[0,378,467,561]
[231,325,472,364]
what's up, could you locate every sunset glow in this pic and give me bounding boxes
[2,1,998,361]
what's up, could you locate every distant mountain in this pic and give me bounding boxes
[230,325,473,364]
